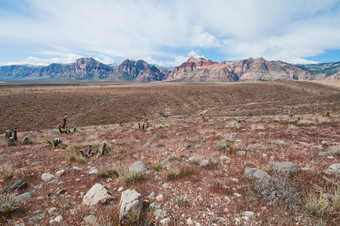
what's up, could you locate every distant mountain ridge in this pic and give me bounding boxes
[0,57,339,82]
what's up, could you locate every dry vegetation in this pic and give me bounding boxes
[0,81,340,225]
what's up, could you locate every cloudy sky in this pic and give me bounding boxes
[0,0,340,66]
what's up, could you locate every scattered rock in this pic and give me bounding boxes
[160,217,171,224]
[129,161,148,173]
[154,209,166,219]
[88,167,98,175]
[83,214,98,225]
[189,157,200,164]
[199,159,210,167]
[119,189,143,223]
[28,213,45,223]
[271,140,285,146]
[318,152,330,157]
[72,166,83,171]
[14,192,31,203]
[267,162,299,173]
[220,155,231,164]
[162,183,170,189]
[325,163,340,175]
[48,207,57,215]
[327,145,340,154]
[243,211,255,217]
[244,167,271,181]
[147,192,156,199]
[1,180,28,193]
[41,173,55,182]
[82,183,112,206]
[149,202,162,209]
[187,217,194,225]
[237,151,246,156]
[117,187,124,192]
[156,194,163,201]
[246,143,266,151]
[56,169,66,177]
[49,215,63,224]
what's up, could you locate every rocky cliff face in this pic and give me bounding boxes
[166,57,327,82]
[0,57,339,82]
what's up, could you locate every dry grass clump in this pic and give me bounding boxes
[0,194,18,217]
[97,167,118,178]
[118,168,144,185]
[217,140,240,154]
[166,166,197,180]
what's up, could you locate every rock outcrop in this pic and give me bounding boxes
[119,189,143,223]
[82,183,112,206]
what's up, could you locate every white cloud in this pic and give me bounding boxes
[0,0,339,65]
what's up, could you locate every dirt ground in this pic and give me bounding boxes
[0,81,340,225]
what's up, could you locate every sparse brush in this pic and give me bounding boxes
[97,168,118,178]
[0,194,18,214]
[173,195,187,207]
[151,163,162,171]
[119,168,143,185]
[0,169,14,181]
[59,202,69,211]
[45,140,53,147]
[218,140,239,154]
[126,207,141,224]
[169,155,179,161]
[166,167,196,180]
[59,144,67,149]
[69,155,76,162]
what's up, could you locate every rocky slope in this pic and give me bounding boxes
[166,57,327,82]
[1,57,339,82]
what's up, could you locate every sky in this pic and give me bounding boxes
[0,0,340,66]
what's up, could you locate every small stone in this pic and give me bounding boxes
[88,167,98,175]
[186,217,194,225]
[119,189,143,222]
[318,152,330,157]
[14,192,31,203]
[83,214,97,225]
[50,215,63,224]
[160,217,171,224]
[129,161,148,173]
[48,207,57,215]
[162,183,170,189]
[154,209,166,219]
[156,194,163,201]
[147,192,156,199]
[83,183,112,206]
[237,151,246,156]
[56,169,66,177]
[41,173,55,182]
[243,211,255,217]
[267,161,299,173]
[72,166,83,171]
[118,187,124,192]
[199,159,209,167]
[220,156,230,164]
[326,163,340,175]
[149,202,161,209]
[271,140,285,146]
[233,193,242,197]
[29,213,45,222]
[47,178,59,185]
[1,180,28,193]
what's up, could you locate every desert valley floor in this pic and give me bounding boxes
[0,81,340,225]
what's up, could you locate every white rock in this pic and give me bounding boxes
[55,170,65,177]
[243,211,255,217]
[199,159,209,167]
[160,217,171,224]
[220,156,231,164]
[245,167,271,181]
[156,194,163,201]
[267,161,299,173]
[48,207,57,215]
[119,189,143,223]
[147,192,156,199]
[118,187,124,192]
[326,163,340,175]
[82,183,112,206]
[88,167,98,175]
[186,217,194,225]
[129,161,148,173]
[41,173,55,182]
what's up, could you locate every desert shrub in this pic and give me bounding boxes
[218,140,239,154]
[97,168,118,178]
[0,194,18,214]
[254,174,302,206]
[305,187,340,218]
[126,207,141,224]
[166,167,196,180]
[119,168,143,185]
[151,162,162,171]
[173,195,187,207]
[0,169,14,181]
[59,202,69,211]
[45,140,53,147]
[59,144,67,149]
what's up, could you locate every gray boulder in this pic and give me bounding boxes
[325,163,340,175]
[14,192,31,203]
[83,183,112,206]
[129,161,148,173]
[41,173,55,182]
[119,189,143,223]
[1,180,28,193]
[245,167,271,181]
[267,162,299,173]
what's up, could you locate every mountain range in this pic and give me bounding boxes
[0,57,339,82]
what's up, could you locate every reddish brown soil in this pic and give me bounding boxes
[0,81,339,225]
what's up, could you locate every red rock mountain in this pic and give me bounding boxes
[166,57,326,82]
